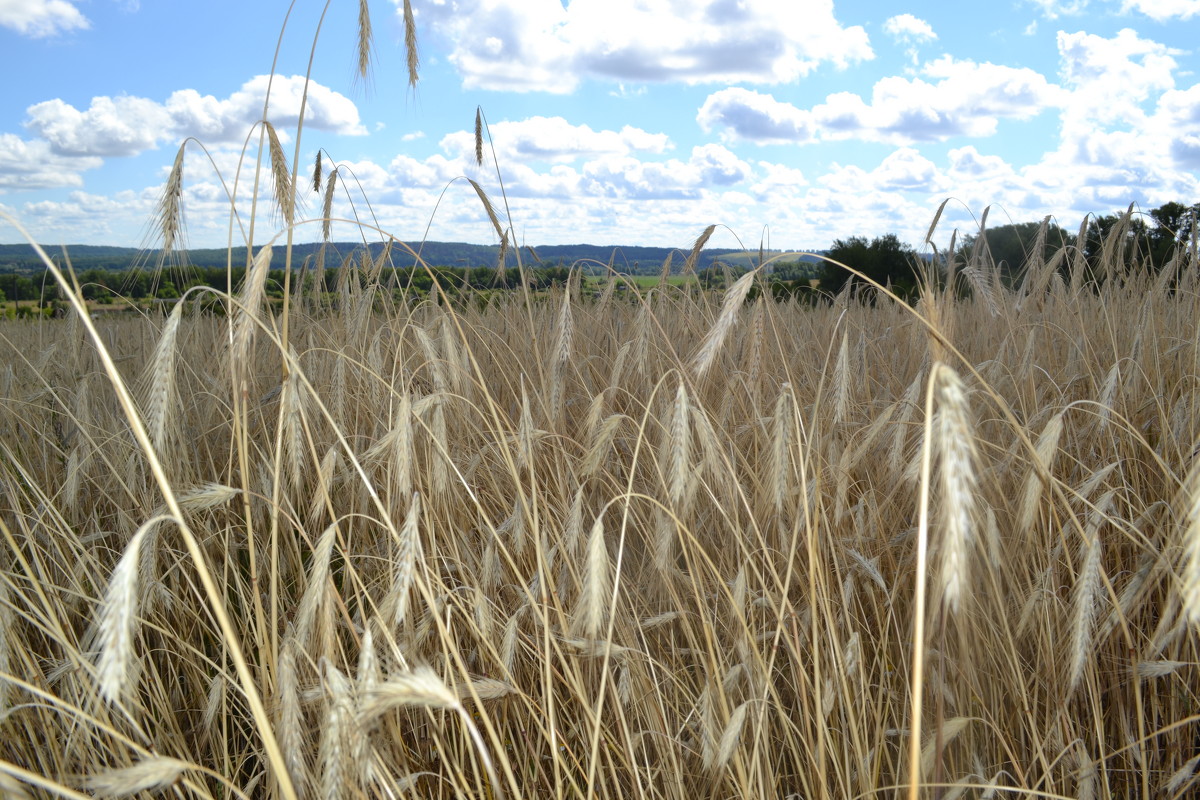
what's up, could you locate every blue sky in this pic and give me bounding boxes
[1,0,1198,253]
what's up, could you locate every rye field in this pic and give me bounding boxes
[1,3,1198,798]
[0,233,1197,799]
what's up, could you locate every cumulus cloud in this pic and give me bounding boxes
[0,134,101,191]
[0,0,87,37]
[24,75,366,158]
[573,144,752,200]
[1057,29,1178,123]
[440,117,672,164]
[749,163,807,200]
[697,89,817,145]
[699,57,1059,145]
[407,0,872,92]
[883,14,936,42]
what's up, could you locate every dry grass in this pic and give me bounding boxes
[1,5,1197,799]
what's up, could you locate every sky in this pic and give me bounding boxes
[0,0,1198,255]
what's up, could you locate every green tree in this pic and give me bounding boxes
[1082,211,1151,277]
[820,234,920,298]
[959,220,1072,286]
[1148,201,1199,266]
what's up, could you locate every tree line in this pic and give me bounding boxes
[788,201,1199,301]
[0,262,583,317]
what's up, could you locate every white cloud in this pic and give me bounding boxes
[699,58,1059,145]
[408,0,872,93]
[0,0,87,37]
[749,162,807,200]
[947,146,1014,179]
[441,117,672,164]
[883,14,936,42]
[1057,29,1178,123]
[1028,0,1091,18]
[0,134,101,191]
[25,75,366,158]
[20,190,147,243]
[697,89,817,145]
[1121,0,1200,20]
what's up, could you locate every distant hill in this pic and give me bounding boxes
[0,241,825,275]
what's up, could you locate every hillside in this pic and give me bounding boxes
[0,240,824,275]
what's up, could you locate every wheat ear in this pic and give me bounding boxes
[1069,491,1112,693]
[319,659,355,800]
[1165,755,1200,794]
[356,0,373,80]
[388,493,422,628]
[83,757,190,797]
[321,169,337,240]
[402,0,419,87]
[95,518,165,704]
[141,297,184,455]
[715,701,751,770]
[0,577,13,714]
[277,635,307,797]
[667,381,691,504]
[264,121,294,228]
[156,144,186,256]
[1018,411,1064,535]
[1182,463,1200,625]
[294,523,337,649]
[935,365,977,613]
[684,224,716,274]
[693,269,756,378]
[577,515,610,639]
[231,244,273,372]
[474,108,484,167]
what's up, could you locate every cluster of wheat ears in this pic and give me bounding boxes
[1,3,1198,799]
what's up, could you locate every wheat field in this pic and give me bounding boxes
[1,2,1198,797]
